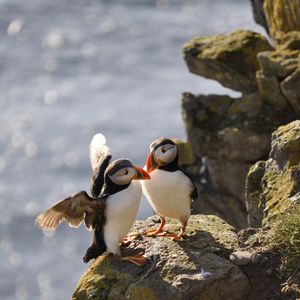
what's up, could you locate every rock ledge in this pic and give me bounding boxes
[72,215,250,300]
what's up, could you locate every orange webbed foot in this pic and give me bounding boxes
[120,231,141,247]
[119,252,147,266]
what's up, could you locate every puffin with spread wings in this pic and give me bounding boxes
[36,134,150,266]
[141,138,197,240]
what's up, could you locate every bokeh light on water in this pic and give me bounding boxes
[0,0,263,298]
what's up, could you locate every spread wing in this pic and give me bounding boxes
[89,133,112,197]
[35,191,106,231]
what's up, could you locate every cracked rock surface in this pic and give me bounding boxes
[72,215,250,300]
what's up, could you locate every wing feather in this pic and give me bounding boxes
[89,133,111,172]
[36,191,101,231]
[179,167,198,201]
[89,133,112,197]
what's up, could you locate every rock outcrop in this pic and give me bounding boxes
[73,215,250,300]
[181,1,300,228]
[72,3,300,297]
[181,92,288,228]
[251,0,300,39]
[183,30,272,93]
[72,215,291,300]
[246,120,300,227]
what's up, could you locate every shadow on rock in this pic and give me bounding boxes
[73,215,250,300]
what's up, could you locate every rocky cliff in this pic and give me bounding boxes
[246,120,300,227]
[73,121,300,299]
[72,215,285,300]
[181,0,300,229]
[251,0,300,39]
[72,1,300,298]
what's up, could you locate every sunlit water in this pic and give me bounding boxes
[0,0,263,299]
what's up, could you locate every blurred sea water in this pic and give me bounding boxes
[0,0,264,299]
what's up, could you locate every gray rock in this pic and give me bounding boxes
[181,91,294,228]
[182,92,273,162]
[257,50,299,78]
[72,215,250,300]
[281,68,300,115]
[245,161,266,227]
[183,30,272,92]
[256,70,290,109]
[230,251,253,266]
[192,188,248,229]
[245,120,300,226]
[206,158,252,200]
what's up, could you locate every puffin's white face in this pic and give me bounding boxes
[153,143,177,166]
[108,166,137,185]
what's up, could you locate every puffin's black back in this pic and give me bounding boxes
[90,154,112,197]
[85,154,112,263]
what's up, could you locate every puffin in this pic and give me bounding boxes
[36,134,150,265]
[141,137,197,240]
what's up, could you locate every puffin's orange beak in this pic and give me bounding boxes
[134,165,151,180]
[146,151,158,173]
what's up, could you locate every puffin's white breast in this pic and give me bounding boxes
[141,169,191,221]
[104,180,142,255]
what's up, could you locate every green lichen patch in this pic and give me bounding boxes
[126,286,157,300]
[72,255,134,300]
[72,215,250,300]
[263,0,300,39]
[258,49,299,78]
[269,203,300,273]
[260,165,298,226]
[268,202,300,299]
[183,30,272,92]
[245,121,300,227]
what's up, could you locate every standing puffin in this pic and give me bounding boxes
[141,138,197,240]
[36,134,150,265]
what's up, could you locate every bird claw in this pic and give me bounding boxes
[143,229,184,240]
[143,228,165,236]
[168,234,184,241]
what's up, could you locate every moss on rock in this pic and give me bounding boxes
[73,255,135,300]
[257,49,299,78]
[245,121,300,227]
[72,215,250,300]
[181,91,295,228]
[183,30,272,92]
[263,0,300,39]
[270,203,300,272]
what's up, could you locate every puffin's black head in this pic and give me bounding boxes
[146,138,178,172]
[105,158,150,187]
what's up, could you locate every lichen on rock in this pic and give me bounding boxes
[181,91,293,228]
[72,215,250,300]
[263,0,300,39]
[183,30,273,92]
[181,0,300,229]
[245,120,300,227]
